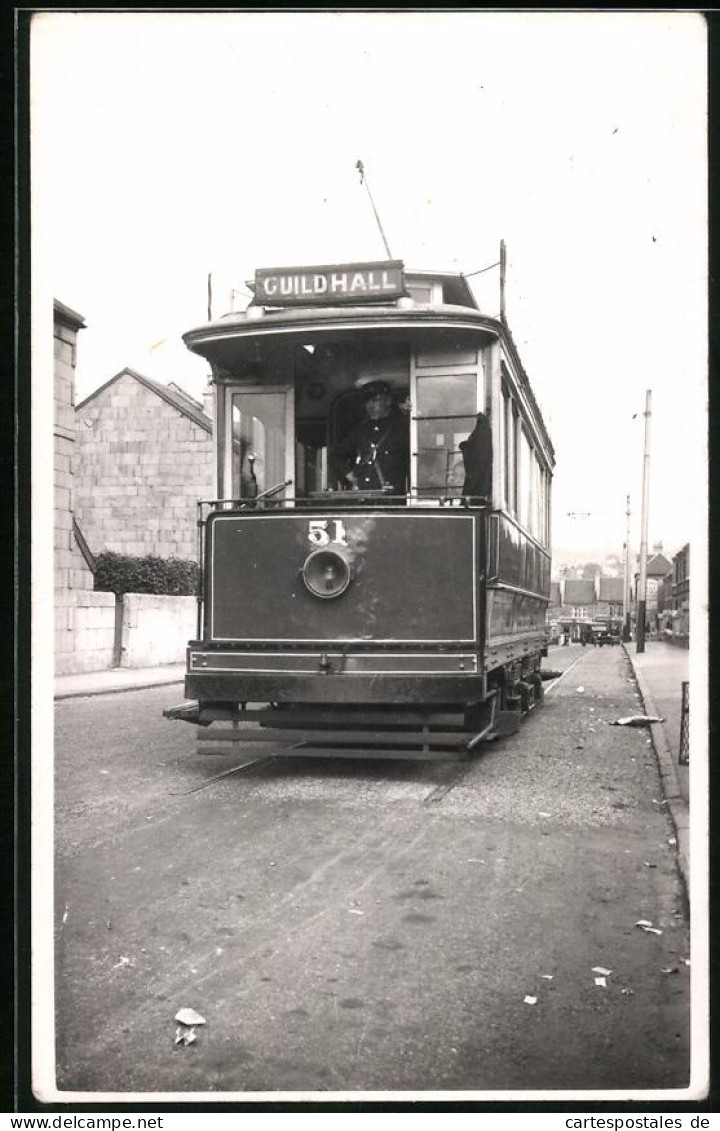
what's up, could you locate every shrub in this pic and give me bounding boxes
[94,551,200,596]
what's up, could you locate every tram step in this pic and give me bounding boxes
[195,739,469,762]
[194,727,470,748]
[233,708,470,729]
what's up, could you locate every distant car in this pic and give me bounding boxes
[590,623,612,646]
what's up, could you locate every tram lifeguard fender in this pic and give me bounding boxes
[460,412,492,499]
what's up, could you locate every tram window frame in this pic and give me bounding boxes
[501,380,516,516]
[411,367,483,502]
[517,424,533,533]
[512,404,520,518]
[223,384,294,502]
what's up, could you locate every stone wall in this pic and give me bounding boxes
[56,590,117,673]
[74,372,214,562]
[54,301,99,675]
[120,593,197,668]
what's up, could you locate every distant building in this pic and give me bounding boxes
[659,543,689,646]
[595,576,624,622]
[74,368,214,562]
[549,578,595,642]
[633,546,673,634]
[547,574,625,643]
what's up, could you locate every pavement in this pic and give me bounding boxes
[54,642,692,896]
[54,663,186,700]
[622,640,690,895]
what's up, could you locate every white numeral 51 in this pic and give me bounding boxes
[308,519,348,547]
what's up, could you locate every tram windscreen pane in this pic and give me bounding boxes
[416,373,477,417]
[231,392,286,498]
[415,374,477,495]
[416,419,473,493]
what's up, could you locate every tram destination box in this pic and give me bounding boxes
[254,260,406,306]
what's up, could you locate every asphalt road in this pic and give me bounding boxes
[52,644,691,1098]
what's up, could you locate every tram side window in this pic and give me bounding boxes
[518,426,533,532]
[502,383,516,515]
[231,391,287,499]
[517,424,550,545]
[415,373,478,496]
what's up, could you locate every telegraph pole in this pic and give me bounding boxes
[636,390,652,653]
[623,495,631,642]
[499,239,507,323]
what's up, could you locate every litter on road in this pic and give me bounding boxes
[174,1008,206,1026]
[594,976,607,987]
[635,920,663,935]
[610,715,664,727]
[523,996,537,1005]
[174,1027,197,1047]
[592,967,613,976]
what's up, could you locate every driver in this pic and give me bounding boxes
[331,379,410,493]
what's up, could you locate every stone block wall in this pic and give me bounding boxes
[120,594,197,668]
[54,302,99,675]
[74,373,214,562]
[55,590,116,674]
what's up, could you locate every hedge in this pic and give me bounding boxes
[94,551,200,597]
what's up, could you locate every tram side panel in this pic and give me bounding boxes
[185,507,488,707]
[484,511,551,673]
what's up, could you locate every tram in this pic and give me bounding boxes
[165,259,555,759]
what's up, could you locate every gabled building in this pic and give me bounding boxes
[633,545,673,633]
[561,579,595,622]
[74,368,214,562]
[658,543,690,645]
[549,578,596,642]
[596,576,625,622]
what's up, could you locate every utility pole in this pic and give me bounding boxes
[623,495,631,642]
[499,240,507,323]
[356,160,393,260]
[636,390,652,653]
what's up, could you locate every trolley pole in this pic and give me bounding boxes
[636,390,652,653]
[623,495,631,642]
[356,160,393,260]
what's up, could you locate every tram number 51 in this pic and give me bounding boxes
[308,519,348,547]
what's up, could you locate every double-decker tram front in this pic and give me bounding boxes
[165,260,555,759]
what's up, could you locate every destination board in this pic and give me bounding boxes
[254,261,405,306]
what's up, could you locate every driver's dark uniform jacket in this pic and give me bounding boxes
[331,407,410,491]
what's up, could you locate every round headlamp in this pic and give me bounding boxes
[301,548,352,599]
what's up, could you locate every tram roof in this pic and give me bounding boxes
[183,265,555,462]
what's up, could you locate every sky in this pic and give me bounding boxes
[31,10,708,564]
